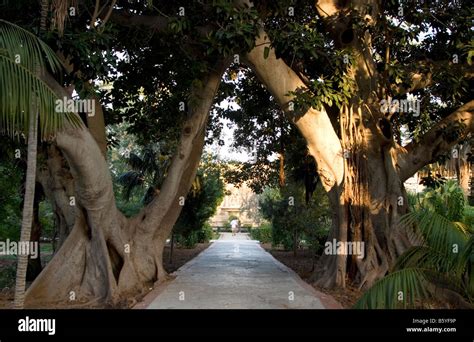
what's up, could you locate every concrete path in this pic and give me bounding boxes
[146,233,329,309]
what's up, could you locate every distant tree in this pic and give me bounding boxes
[174,155,225,247]
[117,142,173,205]
[259,181,331,256]
[0,137,23,241]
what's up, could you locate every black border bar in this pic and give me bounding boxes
[0,309,473,338]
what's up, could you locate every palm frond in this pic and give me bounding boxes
[463,206,474,233]
[421,180,465,221]
[143,186,157,205]
[0,20,63,74]
[125,153,144,171]
[421,268,467,301]
[401,209,469,257]
[397,237,467,298]
[459,235,474,299]
[395,246,456,274]
[354,268,431,309]
[117,171,143,201]
[141,146,158,173]
[361,182,473,308]
[0,20,80,138]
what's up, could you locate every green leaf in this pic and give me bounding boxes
[354,268,431,309]
[0,20,81,139]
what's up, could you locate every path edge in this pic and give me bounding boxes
[257,243,344,309]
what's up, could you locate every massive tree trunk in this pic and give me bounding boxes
[245,32,408,289]
[37,144,76,252]
[24,62,227,307]
[330,104,411,288]
[245,17,473,289]
[313,0,412,288]
[35,79,108,252]
[455,142,471,197]
[84,88,108,157]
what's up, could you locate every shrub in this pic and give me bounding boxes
[0,264,16,289]
[176,231,199,248]
[174,157,225,240]
[463,206,474,232]
[241,224,252,233]
[197,222,214,243]
[0,154,22,242]
[258,182,331,251]
[39,201,55,239]
[250,222,272,243]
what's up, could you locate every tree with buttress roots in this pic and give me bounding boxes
[1,0,472,307]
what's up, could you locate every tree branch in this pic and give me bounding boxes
[90,0,101,28]
[108,10,212,43]
[397,100,474,182]
[392,61,474,96]
[244,30,344,192]
[99,0,117,32]
[141,59,230,235]
[109,10,170,32]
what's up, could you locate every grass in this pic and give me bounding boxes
[0,254,16,261]
[40,242,53,254]
[0,264,16,288]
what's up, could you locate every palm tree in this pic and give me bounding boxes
[118,143,173,205]
[355,181,474,309]
[0,19,78,308]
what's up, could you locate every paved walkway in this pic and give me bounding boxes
[146,233,332,309]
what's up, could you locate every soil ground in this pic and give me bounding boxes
[0,258,15,308]
[163,242,210,274]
